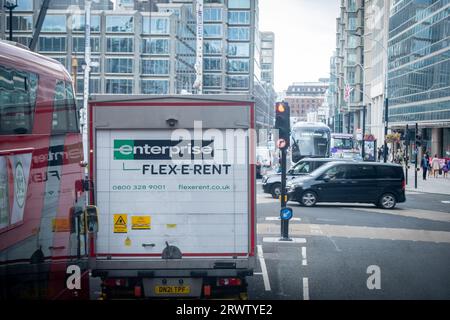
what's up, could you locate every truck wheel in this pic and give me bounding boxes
[301,191,317,207]
[271,183,282,199]
[378,193,396,209]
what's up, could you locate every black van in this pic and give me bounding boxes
[262,158,351,198]
[286,161,406,209]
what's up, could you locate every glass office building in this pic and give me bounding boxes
[1,0,275,130]
[388,0,450,157]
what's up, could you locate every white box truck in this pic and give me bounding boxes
[88,95,256,299]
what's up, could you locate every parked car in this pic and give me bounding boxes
[262,157,350,198]
[286,161,406,209]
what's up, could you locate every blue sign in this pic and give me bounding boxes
[280,207,293,220]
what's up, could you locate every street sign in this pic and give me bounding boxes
[280,207,293,221]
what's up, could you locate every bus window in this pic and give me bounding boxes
[52,81,79,133]
[0,66,38,135]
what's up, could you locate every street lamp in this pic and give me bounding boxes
[4,0,18,41]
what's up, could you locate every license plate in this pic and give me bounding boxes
[154,286,191,295]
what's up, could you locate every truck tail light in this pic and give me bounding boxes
[217,278,242,287]
[203,285,211,297]
[103,278,127,287]
[134,285,142,298]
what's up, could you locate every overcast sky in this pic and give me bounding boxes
[259,0,340,92]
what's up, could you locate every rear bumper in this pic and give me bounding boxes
[91,257,255,278]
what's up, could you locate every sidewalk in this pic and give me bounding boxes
[404,166,450,195]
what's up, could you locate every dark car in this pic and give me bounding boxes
[262,157,351,198]
[286,161,406,209]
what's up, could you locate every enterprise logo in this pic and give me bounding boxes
[114,140,214,160]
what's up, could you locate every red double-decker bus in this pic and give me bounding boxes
[0,40,90,299]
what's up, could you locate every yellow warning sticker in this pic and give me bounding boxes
[125,237,132,246]
[114,214,128,233]
[166,224,177,229]
[52,218,70,232]
[131,216,151,230]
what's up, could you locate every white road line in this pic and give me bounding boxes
[302,277,310,300]
[263,237,307,244]
[257,245,271,291]
[254,272,263,275]
[301,247,307,266]
[441,201,450,204]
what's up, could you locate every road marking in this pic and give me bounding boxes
[254,272,263,275]
[316,218,337,222]
[441,201,450,204]
[257,223,450,243]
[266,217,301,222]
[257,245,271,291]
[301,247,307,266]
[302,277,310,300]
[263,237,307,244]
[328,236,342,252]
[349,207,450,223]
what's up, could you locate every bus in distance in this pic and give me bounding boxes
[290,122,331,163]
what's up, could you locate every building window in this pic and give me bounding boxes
[42,15,67,32]
[227,59,249,73]
[204,74,222,87]
[141,59,170,75]
[5,15,33,31]
[226,75,249,89]
[72,15,101,32]
[16,0,33,11]
[73,37,101,53]
[204,58,222,71]
[106,16,134,33]
[228,42,250,56]
[228,11,250,25]
[106,79,133,94]
[228,0,251,9]
[106,58,133,74]
[204,40,222,54]
[39,37,66,52]
[204,24,223,38]
[106,37,134,52]
[141,38,169,54]
[204,8,222,22]
[142,17,169,34]
[141,80,169,94]
[228,27,250,41]
[76,78,101,94]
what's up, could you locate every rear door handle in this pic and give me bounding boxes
[49,246,65,250]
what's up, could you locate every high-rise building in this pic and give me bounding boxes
[387,0,450,157]
[332,0,366,135]
[0,0,276,130]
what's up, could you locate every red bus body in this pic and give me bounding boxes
[0,41,89,299]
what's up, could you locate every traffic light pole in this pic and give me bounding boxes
[405,124,409,185]
[280,147,290,241]
[415,122,418,189]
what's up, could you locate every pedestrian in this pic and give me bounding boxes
[431,154,441,178]
[420,154,428,180]
[443,159,449,178]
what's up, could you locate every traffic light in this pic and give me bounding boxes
[275,102,290,149]
[415,133,422,147]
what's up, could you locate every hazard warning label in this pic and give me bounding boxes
[113,214,128,233]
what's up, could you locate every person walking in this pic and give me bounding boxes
[420,154,428,180]
[431,154,441,178]
[443,159,449,178]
